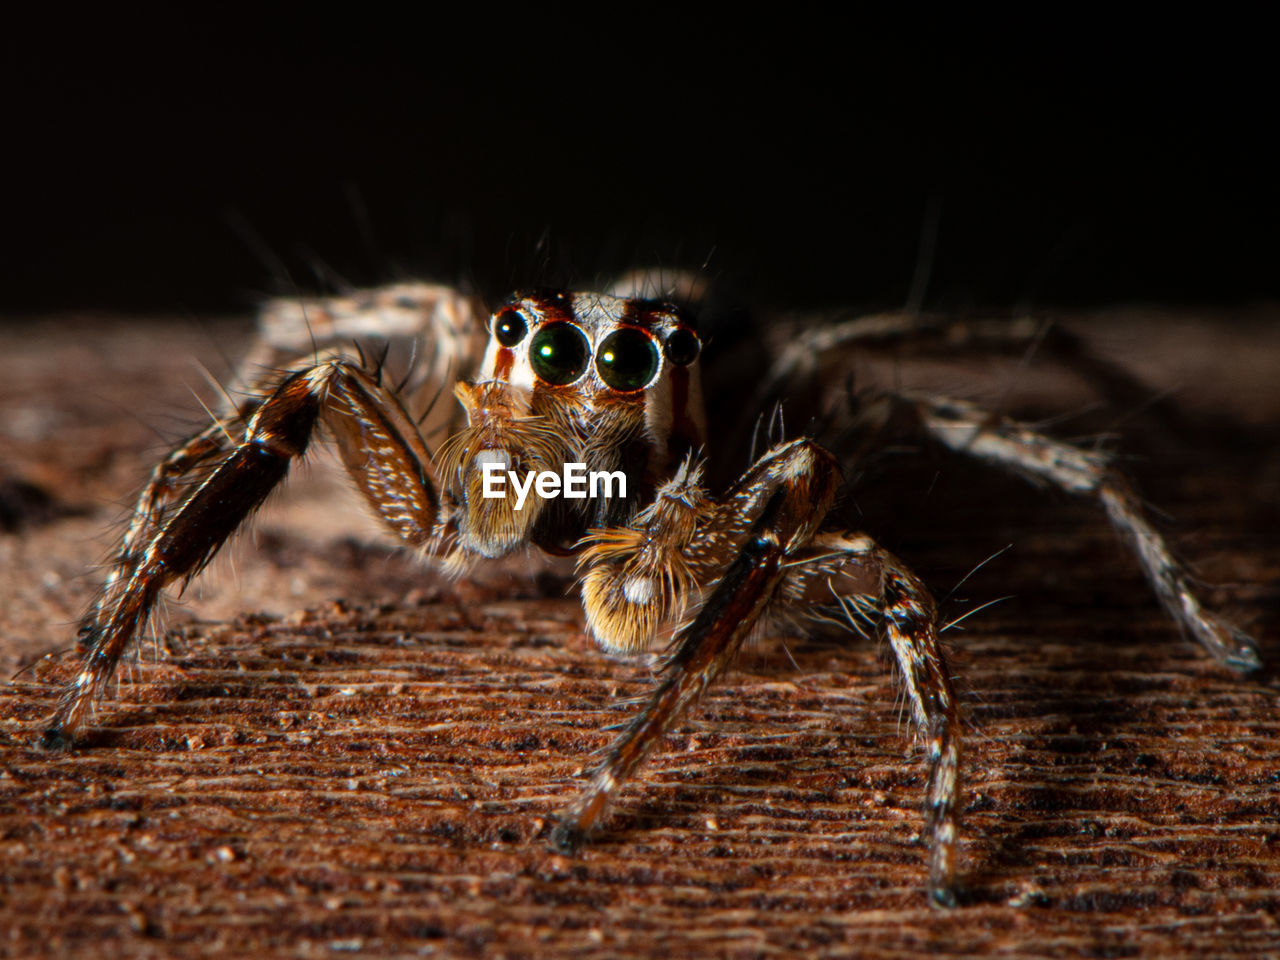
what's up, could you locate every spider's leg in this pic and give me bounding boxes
[80,284,485,649]
[45,359,451,747]
[79,405,254,649]
[82,282,486,645]
[604,268,711,312]
[553,439,841,852]
[785,531,961,907]
[250,283,486,446]
[757,311,1186,440]
[252,283,484,373]
[914,393,1260,671]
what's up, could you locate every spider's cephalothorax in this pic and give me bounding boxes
[436,290,706,560]
[41,278,1260,908]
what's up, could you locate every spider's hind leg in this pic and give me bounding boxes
[914,392,1260,671]
[249,282,486,445]
[755,311,1188,442]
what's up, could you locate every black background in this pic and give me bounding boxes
[6,12,1276,316]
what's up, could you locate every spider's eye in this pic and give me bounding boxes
[529,322,590,385]
[663,328,700,366]
[595,328,660,392]
[493,308,528,346]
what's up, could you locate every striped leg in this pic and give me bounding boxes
[83,284,484,647]
[44,359,447,747]
[786,532,961,907]
[564,438,962,906]
[78,410,250,650]
[755,311,1179,434]
[553,440,843,854]
[251,283,485,446]
[915,393,1260,671]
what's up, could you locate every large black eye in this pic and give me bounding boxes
[663,328,700,366]
[529,323,590,385]
[493,308,528,346]
[596,328,660,392]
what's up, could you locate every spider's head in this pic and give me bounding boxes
[441,290,706,557]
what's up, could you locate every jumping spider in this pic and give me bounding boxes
[42,272,1261,907]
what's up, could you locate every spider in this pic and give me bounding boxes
[40,272,1261,908]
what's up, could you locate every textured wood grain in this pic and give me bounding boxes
[1,309,1278,959]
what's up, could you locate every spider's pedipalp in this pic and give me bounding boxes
[577,454,716,654]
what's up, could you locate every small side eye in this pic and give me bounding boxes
[663,328,700,366]
[529,323,591,385]
[596,328,660,392]
[493,308,528,346]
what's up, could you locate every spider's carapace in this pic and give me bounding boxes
[436,290,706,560]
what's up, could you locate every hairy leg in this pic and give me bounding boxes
[755,310,1179,432]
[79,409,252,650]
[785,531,962,906]
[45,359,450,746]
[249,282,486,446]
[914,393,1260,670]
[555,440,841,848]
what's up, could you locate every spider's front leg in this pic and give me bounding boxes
[555,439,840,847]
[77,408,253,651]
[784,531,961,906]
[555,437,962,906]
[81,284,485,650]
[44,358,449,747]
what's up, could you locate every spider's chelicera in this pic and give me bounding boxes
[42,277,1261,907]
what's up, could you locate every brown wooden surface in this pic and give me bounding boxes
[1,309,1278,959]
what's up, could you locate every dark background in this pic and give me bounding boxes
[6,13,1276,316]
